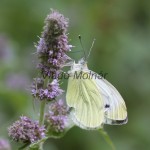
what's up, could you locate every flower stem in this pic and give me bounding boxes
[39,143,44,150]
[39,100,46,150]
[99,129,116,150]
[39,100,46,126]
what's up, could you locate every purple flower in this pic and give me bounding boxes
[5,73,30,90]
[36,9,72,77]
[49,98,68,116]
[0,138,11,150]
[8,116,45,143]
[45,99,70,133]
[31,78,44,97]
[48,115,68,133]
[31,79,63,101]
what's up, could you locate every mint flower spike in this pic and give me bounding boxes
[36,9,72,78]
[31,9,72,103]
[45,99,72,136]
[8,116,45,143]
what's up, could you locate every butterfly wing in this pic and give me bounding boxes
[66,72,105,129]
[94,72,127,125]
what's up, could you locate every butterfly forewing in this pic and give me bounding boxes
[66,72,105,129]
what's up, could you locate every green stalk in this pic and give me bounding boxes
[38,78,48,150]
[99,129,116,150]
[39,76,48,126]
[39,143,44,150]
[39,100,46,126]
[38,100,46,150]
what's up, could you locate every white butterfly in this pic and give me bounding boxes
[66,58,127,129]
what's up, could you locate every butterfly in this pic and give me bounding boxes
[66,38,127,129]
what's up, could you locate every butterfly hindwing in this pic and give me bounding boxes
[93,71,127,124]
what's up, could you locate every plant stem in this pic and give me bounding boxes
[38,100,46,150]
[38,78,48,150]
[39,143,44,150]
[99,129,116,150]
[39,100,46,126]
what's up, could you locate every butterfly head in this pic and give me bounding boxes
[69,58,88,73]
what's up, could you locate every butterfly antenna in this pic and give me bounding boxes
[87,38,96,60]
[79,35,87,60]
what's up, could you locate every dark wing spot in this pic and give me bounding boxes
[111,117,128,125]
[105,104,110,108]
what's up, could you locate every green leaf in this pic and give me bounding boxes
[18,143,30,150]
[46,125,72,139]
[29,138,48,149]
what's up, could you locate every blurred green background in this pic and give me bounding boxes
[0,0,150,150]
